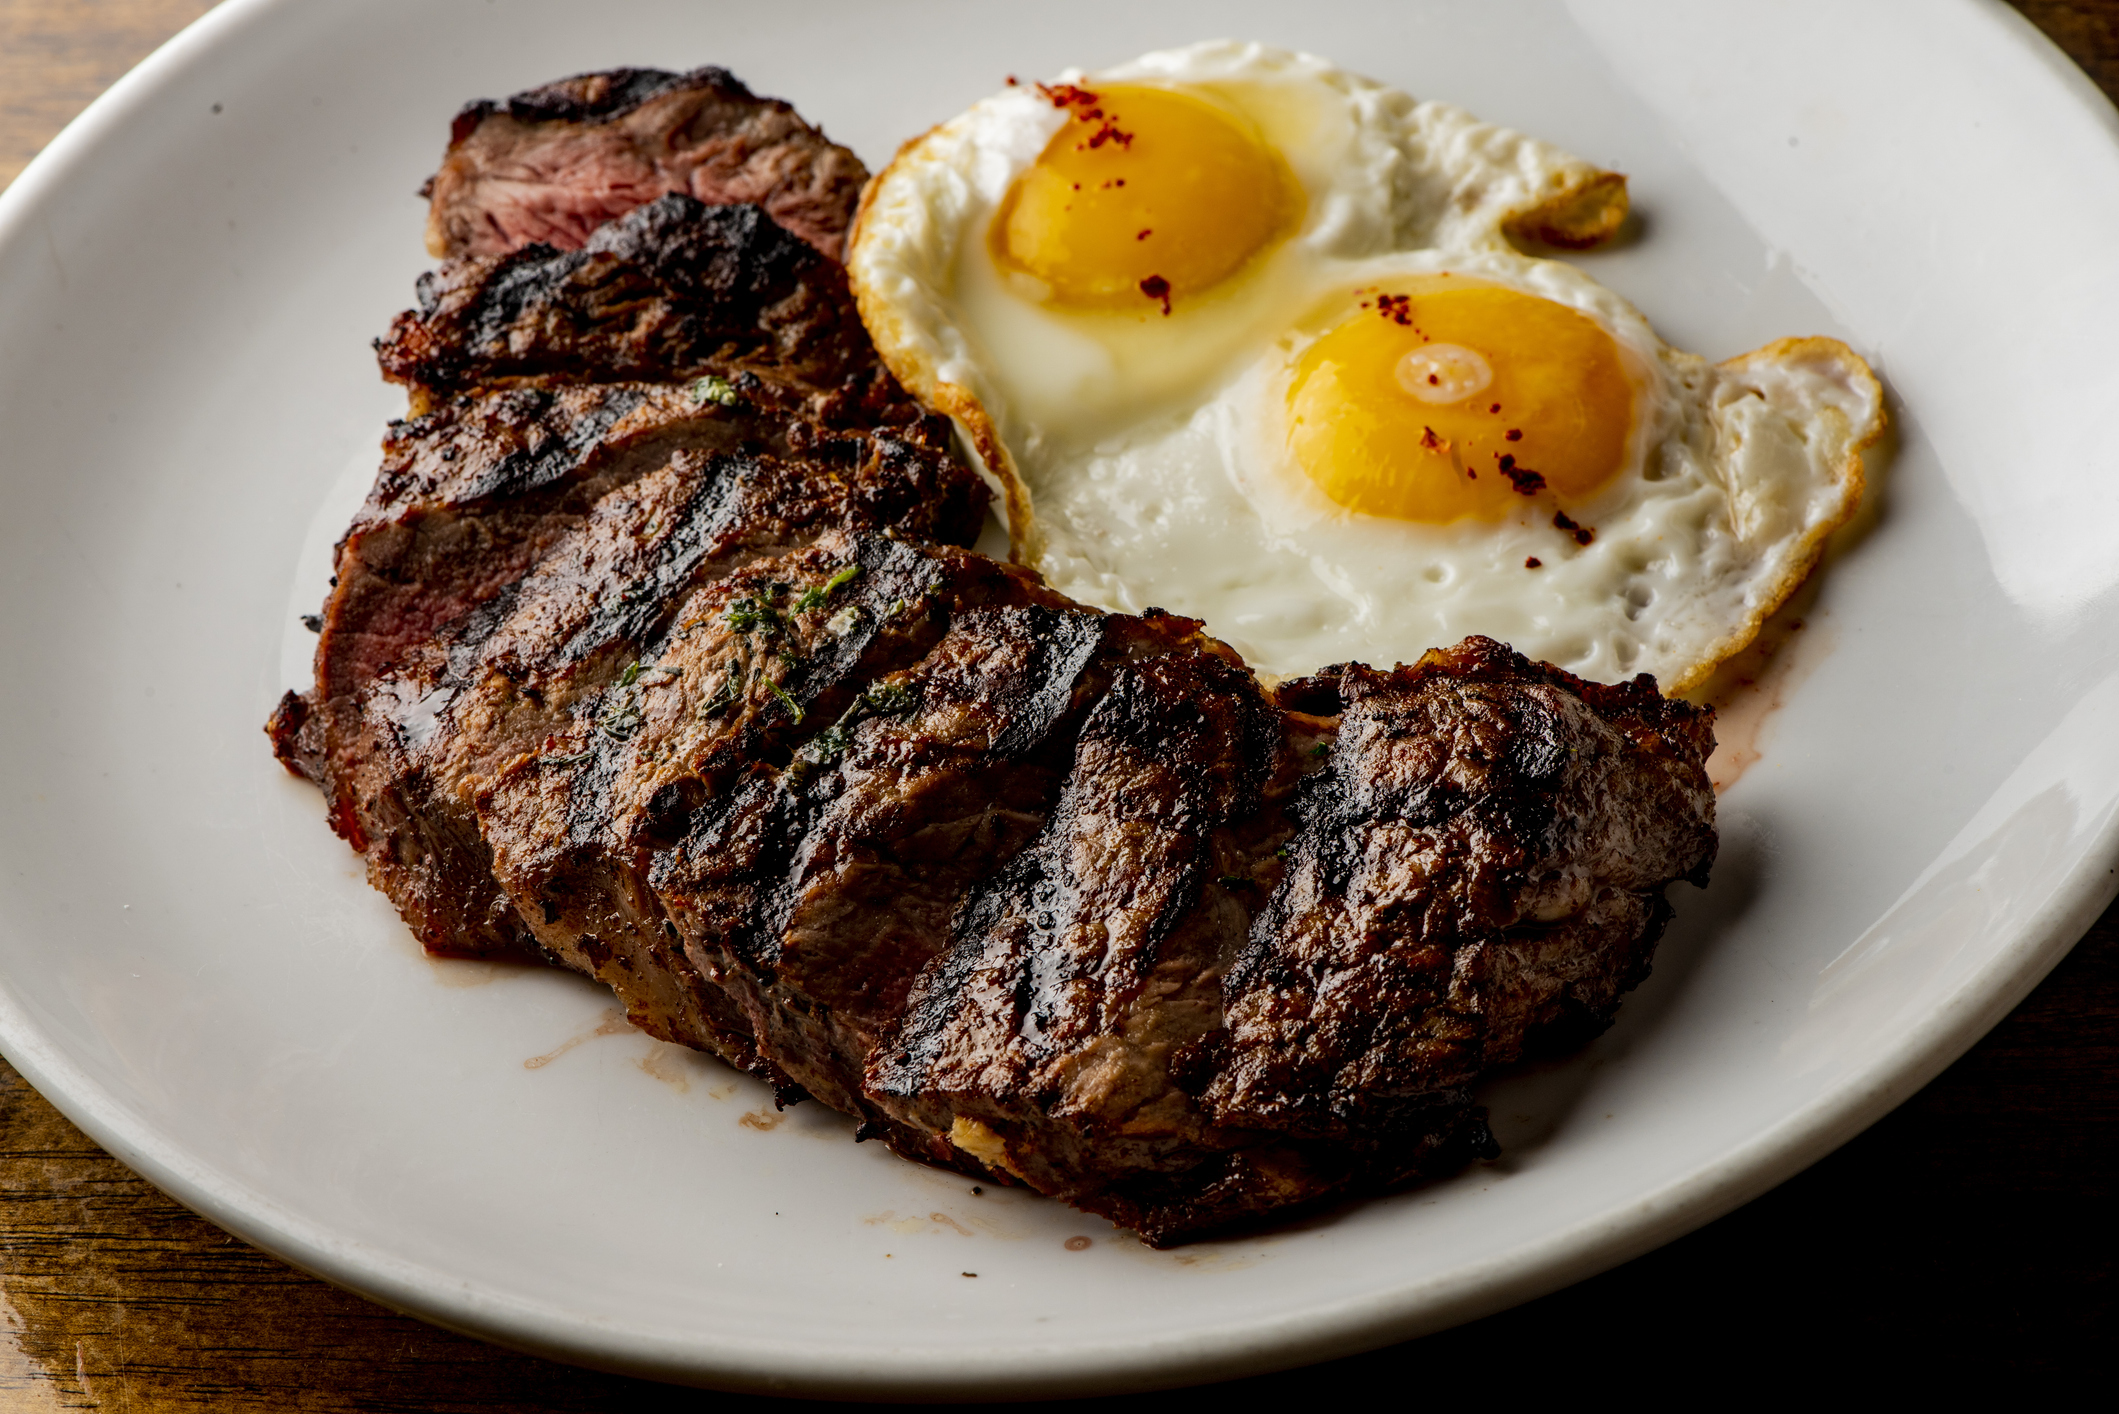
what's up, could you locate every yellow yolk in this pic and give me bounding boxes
[1285,279,1636,523]
[989,83,1304,312]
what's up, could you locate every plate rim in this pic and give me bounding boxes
[0,0,2114,1395]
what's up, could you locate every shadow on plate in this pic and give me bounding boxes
[1477,807,1767,1167]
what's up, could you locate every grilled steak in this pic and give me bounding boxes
[1204,653,1718,1141]
[425,66,868,263]
[343,513,1715,1242]
[379,196,908,423]
[871,636,1713,1240]
[326,441,986,962]
[272,67,1719,1245]
[268,368,967,836]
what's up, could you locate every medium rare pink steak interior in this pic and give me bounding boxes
[424,65,870,263]
[269,65,1717,1245]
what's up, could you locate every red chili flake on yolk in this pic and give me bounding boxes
[1136,228,1152,240]
[1504,428,1523,442]
[1496,453,1546,496]
[1139,274,1172,315]
[1375,293,1413,325]
[1489,403,1501,414]
[1081,119,1134,150]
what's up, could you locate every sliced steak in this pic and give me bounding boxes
[472,536,1073,1085]
[359,504,1715,1242]
[425,66,868,262]
[638,584,1225,1121]
[379,196,909,421]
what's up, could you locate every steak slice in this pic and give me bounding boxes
[379,196,909,422]
[1203,647,1720,1146]
[866,639,1715,1242]
[425,66,868,263]
[330,451,986,964]
[266,378,976,863]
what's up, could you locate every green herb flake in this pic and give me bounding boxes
[861,682,917,716]
[793,563,861,614]
[701,671,741,717]
[765,679,805,725]
[797,679,921,769]
[598,702,644,740]
[689,375,741,408]
[726,597,782,636]
[806,725,853,762]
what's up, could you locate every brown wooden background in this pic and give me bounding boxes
[2,1,2113,1407]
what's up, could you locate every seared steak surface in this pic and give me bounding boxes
[380,196,908,423]
[426,66,868,262]
[271,68,1719,1246]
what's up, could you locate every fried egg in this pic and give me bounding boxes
[848,41,1883,693]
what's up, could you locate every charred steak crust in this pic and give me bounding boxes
[273,67,1723,1246]
[427,65,869,262]
[379,196,911,424]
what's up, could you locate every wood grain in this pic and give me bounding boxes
[1,1,2114,1406]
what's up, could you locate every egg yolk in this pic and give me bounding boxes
[1285,280,1636,523]
[989,83,1304,313]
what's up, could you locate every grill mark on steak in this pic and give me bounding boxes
[426,66,868,262]
[380,197,905,421]
[866,648,1290,1231]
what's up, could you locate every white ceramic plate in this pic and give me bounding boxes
[3,0,2116,1397]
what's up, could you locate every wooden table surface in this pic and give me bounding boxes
[3,2,2114,1407]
